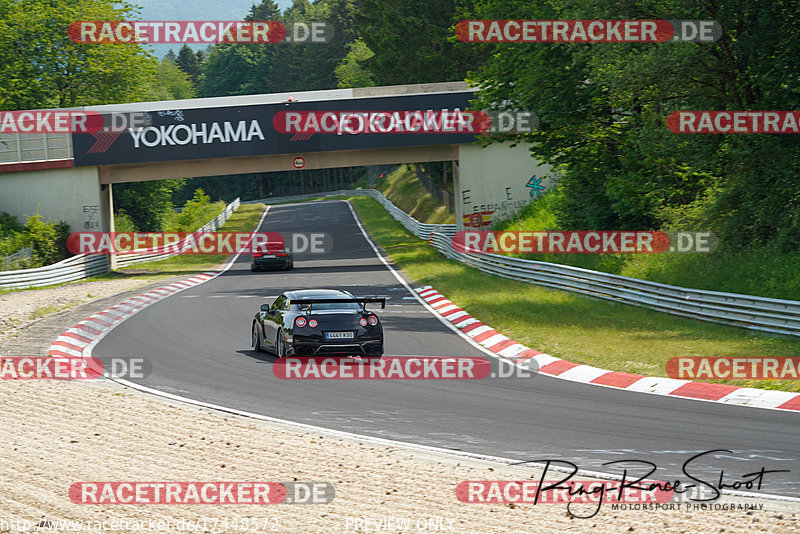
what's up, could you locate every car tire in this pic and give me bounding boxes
[276,330,287,358]
[252,322,263,352]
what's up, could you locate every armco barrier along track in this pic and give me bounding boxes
[0,198,240,290]
[250,189,800,337]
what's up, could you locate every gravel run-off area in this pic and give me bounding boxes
[1,277,799,533]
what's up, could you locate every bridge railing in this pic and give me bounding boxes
[0,132,72,164]
[0,198,240,289]
[248,189,800,337]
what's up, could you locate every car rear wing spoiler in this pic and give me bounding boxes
[289,298,386,310]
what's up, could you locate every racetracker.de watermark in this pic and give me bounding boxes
[0,109,147,137]
[273,109,537,140]
[668,111,800,134]
[455,20,721,43]
[452,231,717,254]
[0,110,105,134]
[666,357,800,380]
[0,356,152,380]
[456,480,674,505]
[69,21,333,43]
[68,481,333,504]
[69,482,332,505]
[0,357,101,379]
[66,232,331,255]
[457,478,677,519]
[273,357,536,380]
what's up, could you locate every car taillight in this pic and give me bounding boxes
[277,253,287,257]
[359,317,368,327]
[308,319,318,328]
[253,253,262,258]
[368,315,379,326]
[295,317,307,328]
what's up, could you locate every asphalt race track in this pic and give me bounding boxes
[93,200,800,497]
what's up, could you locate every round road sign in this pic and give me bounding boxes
[293,156,305,169]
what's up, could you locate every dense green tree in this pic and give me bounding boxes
[143,58,197,100]
[335,38,375,88]
[465,0,800,249]
[176,44,202,85]
[0,0,159,109]
[198,43,260,96]
[198,0,359,96]
[113,180,184,232]
[354,0,485,85]
[198,0,281,96]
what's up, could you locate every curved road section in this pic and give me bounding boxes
[94,200,800,497]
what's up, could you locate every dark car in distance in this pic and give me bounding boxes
[251,289,385,357]
[250,246,293,271]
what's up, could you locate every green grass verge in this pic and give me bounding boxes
[348,196,800,393]
[163,200,227,232]
[375,164,455,224]
[106,203,267,277]
[495,190,800,302]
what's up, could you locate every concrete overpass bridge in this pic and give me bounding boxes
[0,82,552,236]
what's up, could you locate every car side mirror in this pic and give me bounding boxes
[260,304,271,312]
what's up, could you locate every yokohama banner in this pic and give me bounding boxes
[71,92,478,166]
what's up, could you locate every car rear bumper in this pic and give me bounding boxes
[290,339,383,356]
[251,256,291,270]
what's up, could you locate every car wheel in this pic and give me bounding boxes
[276,330,287,358]
[252,322,263,352]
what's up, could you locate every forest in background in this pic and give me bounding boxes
[1,0,798,255]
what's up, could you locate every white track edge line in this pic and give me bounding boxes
[343,201,540,375]
[75,200,799,504]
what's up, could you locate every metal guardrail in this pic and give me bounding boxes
[0,198,241,289]
[249,189,800,337]
[115,198,241,268]
[428,233,800,337]
[0,246,33,270]
[0,254,110,290]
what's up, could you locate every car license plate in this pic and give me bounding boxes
[262,254,276,258]
[325,331,354,340]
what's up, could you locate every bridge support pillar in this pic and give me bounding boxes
[454,143,555,229]
[0,164,113,239]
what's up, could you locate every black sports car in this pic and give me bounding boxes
[250,246,293,271]
[252,289,385,357]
